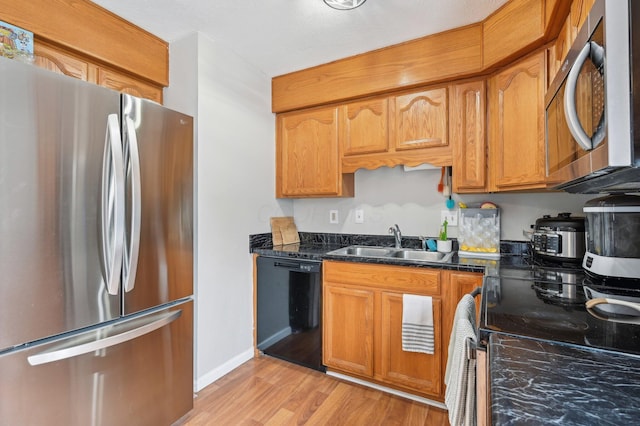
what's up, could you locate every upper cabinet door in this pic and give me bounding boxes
[451,80,487,193]
[33,42,163,103]
[34,42,93,81]
[277,106,342,197]
[392,87,449,151]
[341,98,388,156]
[488,51,547,191]
[96,68,163,104]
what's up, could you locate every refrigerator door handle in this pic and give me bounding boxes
[27,309,182,366]
[100,114,126,296]
[123,116,142,293]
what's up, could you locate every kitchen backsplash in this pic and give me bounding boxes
[290,166,596,241]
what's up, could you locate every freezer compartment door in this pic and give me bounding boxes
[121,95,194,315]
[0,57,121,351]
[0,300,193,426]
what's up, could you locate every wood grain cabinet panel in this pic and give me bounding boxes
[488,50,547,191]
[341,98,388,156]
[392,87,448,151]
[440,270,483,402]
[340,86,454,173]
[548,15,572,85]
[33,42,163,103]
[483,0,545,67]
[451,80,487,193]
[570,0,595,39]
[323,261,447,400]
[323,284,375,377]
[7,0,168,103]
[323,261,441,294]
[272,24,482,113]
[549,0,596,85]
[276,106,353,198]
[97,68,163,104]
[33,42,94,81]
[3,0,168,86]
[447,272,483,326]
[379,292,442,395]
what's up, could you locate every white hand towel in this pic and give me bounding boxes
[444,317,477,426]
[445,294,477,385]
[402,294,434,354]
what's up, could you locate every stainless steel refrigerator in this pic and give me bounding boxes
[0,57,194,425]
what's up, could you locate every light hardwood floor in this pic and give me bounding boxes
[178,356,449,425]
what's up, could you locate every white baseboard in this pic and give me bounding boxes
[195,348,254,392]
[256,326,291,351]
[326,371,448,410]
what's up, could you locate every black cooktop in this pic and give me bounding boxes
[480,261,640,356]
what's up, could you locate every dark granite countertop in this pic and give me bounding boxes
[490,334,640,425]
[249,231,531,273]
[479,262,640,424]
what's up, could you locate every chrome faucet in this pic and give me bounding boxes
[389,224,402,248]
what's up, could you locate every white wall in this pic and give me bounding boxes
[164,32,292,391]
[293,166,596,241]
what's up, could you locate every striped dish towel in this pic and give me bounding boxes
[402,294,434,354]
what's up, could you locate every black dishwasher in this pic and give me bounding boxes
[256,256,324,372]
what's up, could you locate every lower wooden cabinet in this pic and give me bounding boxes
[323,260,484,400]
[323,285,374,377]
[379,292,442,395]
[323,261,444,399]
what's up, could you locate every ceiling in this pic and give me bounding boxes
[91,0,509,78]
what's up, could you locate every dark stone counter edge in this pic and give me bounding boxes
[489,334,640,425]
[249,232,532,273]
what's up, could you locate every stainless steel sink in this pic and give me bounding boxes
[328,246,395,257]
[390,249,453,262]
[326,245,453,263]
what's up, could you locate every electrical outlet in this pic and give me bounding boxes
[329,210,339,224]
[355,209,364,223]
[441,209,458,226]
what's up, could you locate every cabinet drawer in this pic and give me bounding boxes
[324,261,441,295]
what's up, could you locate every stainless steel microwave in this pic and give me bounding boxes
[545,0,640,193]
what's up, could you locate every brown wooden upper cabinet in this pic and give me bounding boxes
[488,50,547,192]
[10,0,167,103]
[33,42,164,104]
[34,41,92,81]
[276,106,354,198]
[272,0,582,197]
[276,87,453,198]
[341,97,389,156]
[272,0,567,113]
[340,85,453,174]
[96,68,164,104]
[391,87,448,151]
[451,80,487,193]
